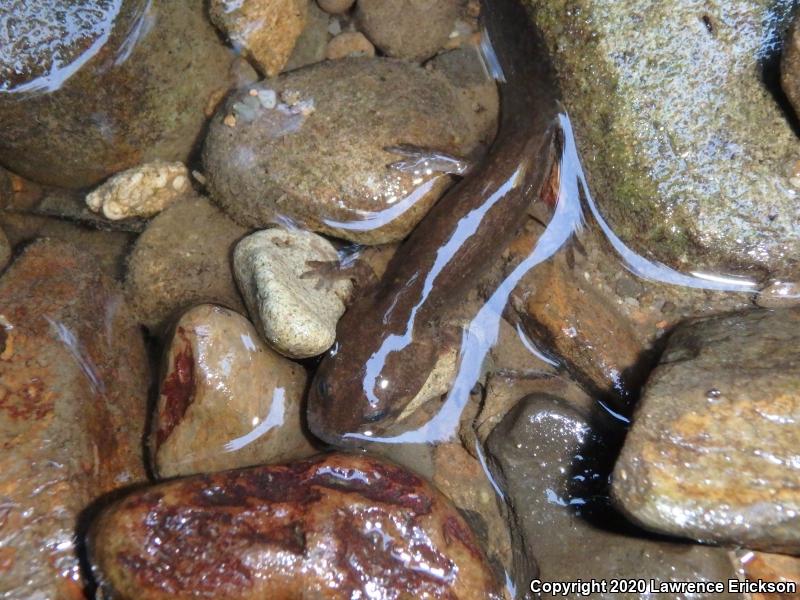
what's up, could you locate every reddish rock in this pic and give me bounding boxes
[0,240,148,599]
[89,454,502,599]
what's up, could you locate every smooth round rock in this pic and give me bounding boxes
[234,228,353,358]
[125,196,247,332]
[89,454,503,599]
[0,0,236,189]
[317,0,354,14]
[356,0,460,61]
[325,31,375,59]
[152,304,316,478]
[204,57,475,244]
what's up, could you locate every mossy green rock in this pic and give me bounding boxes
[526,0,800,279]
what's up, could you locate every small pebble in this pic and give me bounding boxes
[85,161,190,220]
[233,228,353,359]
[317,0,354,14]
[326,31,375,59]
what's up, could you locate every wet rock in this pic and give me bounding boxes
[514,254,647,404]
[125,196,247,332]
[612,308,800,554]
[356,0,460,61]
[757,280,800,308]
[0,225,9,272]
[783,17,800,119]
[86,161,191,221]
[428,46,500,150]
[0,240,148,599]
[285,0,331,71]
[152,304,316,478]
[527,0,800,279]
[204,57,475,244]
[487,394,741,599]
[89,454,503,599]
[0,0,236,189]
[738,551,800,600]
[318,0,354,14]
[326,31,375,59]
[209,0,307,77]
[234,228,352,358]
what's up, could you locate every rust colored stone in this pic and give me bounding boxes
[90,454,502,600]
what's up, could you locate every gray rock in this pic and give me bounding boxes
[204,57,476,244]
[356,0,460,61]
[488,394,742,599]
[612,308,800,554]
[285,0,331,71]
[526,0,800,279]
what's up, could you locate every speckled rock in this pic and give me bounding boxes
[285,0,330,71]
[86,161,191,220]
[326,31,375,59]
[783,16,800,118]
[488,394,742,599]
[356,0,460,61]
[0,240,148,599]
[209,0,307,77]
[125,196,247,332]
[152,304,315,478]
[527,0,800,279]
[0,0,235,189]
[203,57,475,244]
[613,308,800,554]
[738,551,800,599]
[89,454,503,599]
[234,228,352,358]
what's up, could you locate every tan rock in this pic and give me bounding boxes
[613,308,800,554]
[234,228,352,358]
[209,0,308,77]
[738,551,800,599]
[86,160,190,220]
[152,304,315,478]
[317,0,354,14]
[325,31,375,59]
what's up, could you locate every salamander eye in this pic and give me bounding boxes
[363,407,388,423]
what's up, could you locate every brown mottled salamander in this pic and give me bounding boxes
[308,0,561,445]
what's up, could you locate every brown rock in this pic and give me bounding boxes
[739,551,800,600]
[152,304,316,478]
[356,0,460,61]
[125,196,247,332]
[204,58,476,244]
[209,0,307,77]
[325,31,376,59]
[0,225,9,272]
[0,240,148,599]
[783,17,800,119]
[612,308,800,554]
[89,454,503,599]
[0,0,235,188]
[317,0,354,14]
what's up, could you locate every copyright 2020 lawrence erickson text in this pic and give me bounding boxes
[529,578,797,596]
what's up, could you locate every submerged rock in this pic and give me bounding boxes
[285,0,331,71]
[152,304,316,478]
[356,0,460,61]
[0,240,148,599]
[613,308,800,554]
[209,0,307,77]
[527,0,800,279]
[783,16,800,119]
[0,224,9,271]
[0,0,235,188]
[125,196,247,332]
[234,228,352,358]
[86,160,191,221]
[487,394,741,599]
[89,454,503,599]
[204,57,478,244]
[326,31,376,59]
